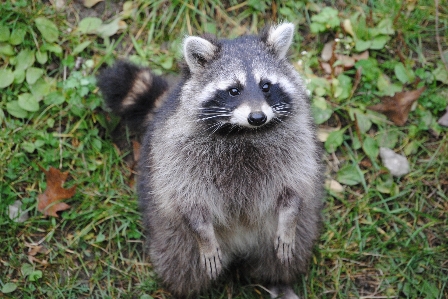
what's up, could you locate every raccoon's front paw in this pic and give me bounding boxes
[200,246,223,280]
[275,231,295,265]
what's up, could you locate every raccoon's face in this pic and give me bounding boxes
[182,23,306,134]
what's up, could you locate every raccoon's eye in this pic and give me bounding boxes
[229,88,240,97]
[261,82,271,92]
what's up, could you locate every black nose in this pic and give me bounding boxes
[248,111,267,126]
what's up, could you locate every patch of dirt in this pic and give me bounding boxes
[65,0,124,23]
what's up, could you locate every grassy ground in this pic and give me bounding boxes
[0,0,447,298]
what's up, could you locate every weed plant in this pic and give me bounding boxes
[0,0,447,298]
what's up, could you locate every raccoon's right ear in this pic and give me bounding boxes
[183,36,218,74]
[261,23,295,60]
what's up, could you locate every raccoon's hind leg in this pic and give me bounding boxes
[146,215,227,298]
[268,285,299,299]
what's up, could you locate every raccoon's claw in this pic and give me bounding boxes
[201,247,223,280]
[275,234,295,266]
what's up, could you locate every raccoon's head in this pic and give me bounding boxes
[181,23,308,134]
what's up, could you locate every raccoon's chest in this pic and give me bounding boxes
[207,141,281,212]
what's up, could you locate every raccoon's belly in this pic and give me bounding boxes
[216,214,277,256]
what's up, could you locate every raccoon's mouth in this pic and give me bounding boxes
[201,119,283,136]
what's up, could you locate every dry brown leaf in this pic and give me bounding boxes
[335,54,355,69]
[132,140,141,163]
[368,87,426,126]
[352,51,369,61]
[320,62,332,74]
[321,41,335,62]
[37,166,76,217]
[26,244,50,256]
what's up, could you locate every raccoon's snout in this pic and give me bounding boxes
[248,111,267,126]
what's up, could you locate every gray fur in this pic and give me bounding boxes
[109,23,324,298]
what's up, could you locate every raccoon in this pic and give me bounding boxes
[98,23,324,299]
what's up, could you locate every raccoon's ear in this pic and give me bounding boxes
[183,36,218,74]
[263,23,295,59]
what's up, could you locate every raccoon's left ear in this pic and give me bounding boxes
[183,36,218,74]
[262,23,295,59]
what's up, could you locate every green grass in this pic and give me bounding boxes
[1,0,447,298]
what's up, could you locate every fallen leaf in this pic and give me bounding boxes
[368,87,426,126]
[379,147,410,177]
[37,166,76,217]
[320,61,332,74]
[335,54,355,69]
[8,200,29,222]
[352,51,369,61]
[26,243,49,256]
[438,107,448,127]
[342,19,355,37]
[83,0,103,8]
[325,179,344,193]
[321,41,334,62]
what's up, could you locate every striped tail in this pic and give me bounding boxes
[97,61,169,138]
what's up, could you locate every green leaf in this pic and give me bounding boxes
[377,73,402,96]
[336,74,352,100]
[432,63,448,84]
[161,56,173,70]
[355,39,371,52]
[354,111,372,133]
[310,22,326,33]
[95,232,106,243]
[28,270,42,282]
[97,18,123,37]
[34,140,45,148]
[30,78,52,100]
[311,7,340,29]
[0,68,14,88]
[22,142,36,153]
[14,69,25,84]
[41,43,62,54]
[21,263,34,277]
[26,67,44,85]
[47,118,55,127]
[394,63,407,83]
[35,17,59,42]
[311,97,333,124]
[9,28,26,45]
[325,129,345,153]
[78,17,103,34]
[16,49,35,71]
[0,43,14,56]
[1,282,17,294]
[362,136,379,160]
[377,130,399,149]
[0,26,10,42]
[337,164,363,186]
[374,18,395,36]
[36,51,48,64]
[72,41,92,55]
[6,101,28,118]
[18,93,40,112]
[44,91,66,105]
[370,35,389,50]
[351,134,362,150]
